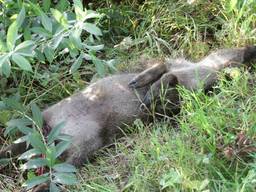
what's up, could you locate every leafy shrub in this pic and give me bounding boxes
[0,0,109,78]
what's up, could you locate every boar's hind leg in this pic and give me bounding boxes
[129,61,168,88]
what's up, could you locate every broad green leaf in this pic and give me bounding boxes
[92,57,105,77]
[16,6,26,27]
[50,182,60,192]
[31,27,52,38]
[53,163,76,173]
[2,59,11,77]
[50,8,68,28]
[14,135,28,144]
[55,140,71,158]
[6,118,31,128]
[73,0,83,9]
[84,11,101,20]
[0,38,7,52]
[6,21,18,51]
[44,46,55,63]
[3,97,25,112]
[0,54,9,68]
[70,53,83,74]
[69,29,82,49]
[15,40,34,52]
[43,0,51,12]
[84,44,104,51]
[51,35,63,50]
[56,0,70,12]
[35,49,46,62]
[22,174,49,189]
[17,126,33,134]
[40,11,52,33]
[57,134,72,141]
[53,172,77,185]
[19,148,41,160]
[46,146,57,167]
[21,158,47,170]
[48,121,66,144]
[14,40,34,57]
[28,132,46,153]
[12,54,32,72]
[83,23,102,36]
[73,0,84,21]
[24,27,32,40]
[31,103,43,128]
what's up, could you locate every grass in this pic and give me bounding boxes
[1,0,256,191]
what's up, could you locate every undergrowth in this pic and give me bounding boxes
[1,0,256,191]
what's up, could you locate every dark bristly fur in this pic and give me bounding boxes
[1,46,255,168]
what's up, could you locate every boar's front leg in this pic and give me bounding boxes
[128,60,168,88]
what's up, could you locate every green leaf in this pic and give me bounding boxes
[84,11,101,20]
[31,103,43,128]
[0,38,7,52]
[17,126,33,135]
[40,11,52,33]
[55,140,71,158]
[92,57,106,77]
[53,163,76,173]
[6,21,18,51]
[50,182,60,192]
[69,29,82,49]
[3,97,25,112]
[19,148,42,160]
[14,135,28,144]
[48,121,66,144]
[22,174,49,189]
[50,8,68,28]
[2,59,11,77]
[53,173,77,185]
[14,40,34,57]
[46,146,57,167]
[70,53,83,74]
[84,44,104,51]
[28,132,46,153]
[51,35,63,50]
[44,46,55,63]
[6,118,31,129]
[31,27,52,38]
[43,0,51,12]
[23,27,32,40]
[16,6,26,27]
[21,158,47,170]
[73,0,84,21]
[11,53,32,72]
[83,23,102,36]
[0,54,9,68]
[35,49,46,62]
[15,40,33,51]
[56,0,70,12]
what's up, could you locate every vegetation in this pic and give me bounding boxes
[0,0,256,191]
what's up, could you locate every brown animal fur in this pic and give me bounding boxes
[0,46,255,168]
